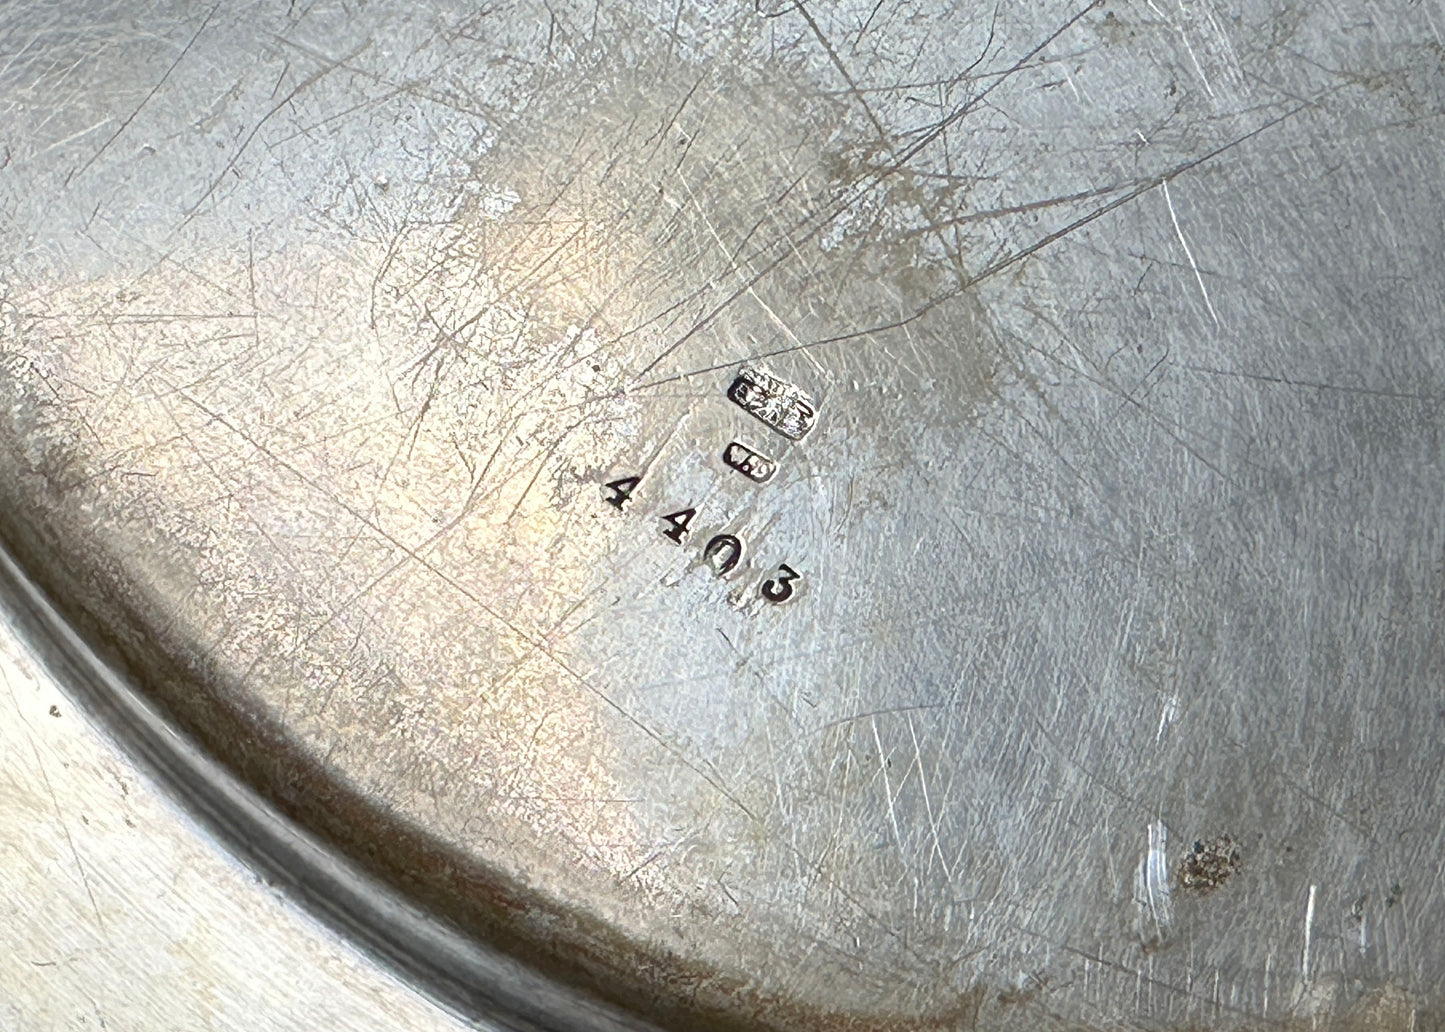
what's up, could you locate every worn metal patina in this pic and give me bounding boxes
[2,1,1444,1029]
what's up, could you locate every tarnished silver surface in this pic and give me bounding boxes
[2,0,1445,1029]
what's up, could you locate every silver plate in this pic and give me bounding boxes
[2,1,1444,1029]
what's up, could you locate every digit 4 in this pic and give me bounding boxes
[602,475,642,510]
[659,507,697,543]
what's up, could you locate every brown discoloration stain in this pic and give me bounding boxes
[1177,835,1241,893]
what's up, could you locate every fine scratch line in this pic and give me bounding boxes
[1301,883,1317,985]
[1,670,107,935]
[1161,179,1220,328]
[628,0,1104,382]
[66,2,221,186]
[636,99,1315,390]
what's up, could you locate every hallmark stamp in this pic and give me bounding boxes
[722,441,777,483]
[727,366,817,440]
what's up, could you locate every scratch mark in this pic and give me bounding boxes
[1161,179,1220,328]
[0,670,106,936]
[1426,5,1445,48]
[637,99,1317,389]
[160,385,766,828]
[870,716,906,859]
[905,714,954,884]
[623,847,668,882]
[795,1,891,144]
[1133,819,1172,943]
[180,41,370,227]
[629,0,1104,381]
[1155,693,1180,741]
[66,3,220,186]
[814,702,945,734]
[1059,940,1263,1020]
[903,177,1141,236]
[247,231,261,344]
[672,171,818,372]
[852,0,887,48]
[1180,364,1440,402]
[504,417,587,522]
[267,33,494,121]
[642,69,708,153]
[889,0,1102,171]
[1147,0,1215,97]
[1301,883,1317,985]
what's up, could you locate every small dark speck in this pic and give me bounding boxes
[124,817,136,828]
[1178,835,1242,892]
[48,705,60,718]
[1387,882,1403,907]
[80,815,89,825]
[591,364,602,372]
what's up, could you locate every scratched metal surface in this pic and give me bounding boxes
[0,609,466,1032]
[2,1,1444,1029]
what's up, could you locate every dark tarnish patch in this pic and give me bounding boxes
[1177,835,1242,892]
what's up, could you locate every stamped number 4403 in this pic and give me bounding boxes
[603,475,800,604]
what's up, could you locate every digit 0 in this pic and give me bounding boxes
[703,534,744,576]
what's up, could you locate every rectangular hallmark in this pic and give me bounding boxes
[726,366,817,440]
[722,441,777,483]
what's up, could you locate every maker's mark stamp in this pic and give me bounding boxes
[722,441,777,483]
[727,366,817,441]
